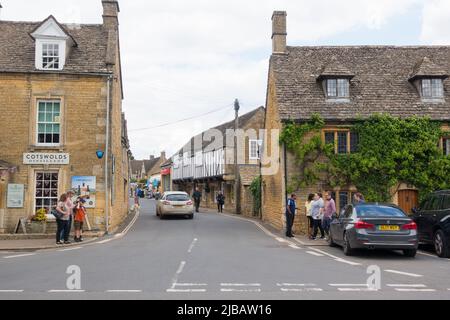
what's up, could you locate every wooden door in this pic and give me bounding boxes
[398,190,419,215]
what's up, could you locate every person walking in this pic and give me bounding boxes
[286,194,297,238]
[193,188,202,213]
[134,187,140,208]
[55,194,71,245]
[305,194,314,237]
[322,192,336,239]
[73,197,87,242]
[216,191,225,213]
[353,192,366,204]
[310,193,325,240]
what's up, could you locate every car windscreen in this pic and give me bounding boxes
[166,194,190,201]
[356,205,406,217]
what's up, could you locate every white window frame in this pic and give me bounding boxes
[249,140,262,160]
[195,151,203,167]
[35,39,66,71]
[36,100,62,147]
[42,43,60,70]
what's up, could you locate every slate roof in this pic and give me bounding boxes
[175,106,265,156]
[144,158,161,175]
[0,19,109,74]
[130,160,144,176]
[270,46,450,121]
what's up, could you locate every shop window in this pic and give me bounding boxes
[35,172,59,213]
[37,100,61,146]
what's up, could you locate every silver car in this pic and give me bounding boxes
[156,191,194,219]
[328,203,419,257]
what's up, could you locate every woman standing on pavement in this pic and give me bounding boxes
[305,194,315,237]
[55,194,71,245]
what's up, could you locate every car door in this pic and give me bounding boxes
[420,195,443,242]
[334,205,353,244]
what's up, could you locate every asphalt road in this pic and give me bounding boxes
[0,199,449,300]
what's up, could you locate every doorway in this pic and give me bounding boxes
[398,189,418,215]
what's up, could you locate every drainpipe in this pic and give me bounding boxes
[283,143,288,213]
[105,75,112,235]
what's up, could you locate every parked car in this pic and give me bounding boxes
[156,191,194,219]
[328,203,418,257]
[412,190,450,258]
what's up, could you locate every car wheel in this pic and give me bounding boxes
[188,214,194,220]
[159,213,164,220]
[434,230,450,258]
[403,249,417,258]
[156,208,160,217]
[328,233,337,247]
[343,233,354,256]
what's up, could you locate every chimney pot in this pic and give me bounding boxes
[272,11,287,54]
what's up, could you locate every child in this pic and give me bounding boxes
[74,197,87,242]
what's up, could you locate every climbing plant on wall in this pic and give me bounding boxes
[280,114,450,202]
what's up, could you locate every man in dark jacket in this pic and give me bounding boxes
[286,194,297,238]
[193,188,202,213]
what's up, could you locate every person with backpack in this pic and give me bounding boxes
[217,191,225,213]
[74,197,87,242]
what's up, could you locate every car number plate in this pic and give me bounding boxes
[379,225,400,231]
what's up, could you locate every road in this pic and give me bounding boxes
[0,199,449,300]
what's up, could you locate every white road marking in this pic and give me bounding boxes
[387,284,427,288]
[168,261,187,291]
[280,288,323,292]
[166,289,207,293]
[187,238,198,253]
[329,284,368,287]
[307,247,362,266]
[220,289,261,293]
[106,290,142,293]
[306,251,324,257]
[289,244,301,250]
[384,269,423,278]
[338,288,378,292]
[176,261,186,275]
[395,288,436,292]
[417,251,438,258]
[220,283,261,287]
[4,253,36,259]
[59,247,82,252]
[277,283,316,287]
[0,290,24,293]
[276,237,288,243]
[48,290,85,293]
[174,283,208,287]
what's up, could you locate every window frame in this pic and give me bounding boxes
[326,78,350,99]
[442,137,450,156]
[34,170,60,214]
[36,99,62,147]
[421,78,444,99]
[41,43,60,70]
[323,129,359,154]
[249,139,262,160]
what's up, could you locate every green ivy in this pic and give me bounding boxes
[249,176,262,216]
[281,114,450,202]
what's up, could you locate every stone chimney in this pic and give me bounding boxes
[102,0,120,30]
[272,11,287,54]
[150,155,155,160]
[161,151,166,161]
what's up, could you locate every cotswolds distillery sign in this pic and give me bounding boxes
[23,153,70,165]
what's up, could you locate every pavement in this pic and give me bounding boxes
[0,199,449,300]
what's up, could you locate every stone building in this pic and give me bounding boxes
[0,0,131,234]
[172,107,265,217]
[262,11,450,234]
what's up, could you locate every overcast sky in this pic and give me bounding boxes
[2,0,450,159]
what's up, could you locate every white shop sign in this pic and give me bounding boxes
[23,153,70,165]
[7,184,25,208]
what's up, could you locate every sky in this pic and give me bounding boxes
[2,0,450,159]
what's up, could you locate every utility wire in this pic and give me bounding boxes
[129,103,234,133]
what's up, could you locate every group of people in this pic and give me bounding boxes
[54,190,87,245]
[192,188,226,213]
[286,191,365,239]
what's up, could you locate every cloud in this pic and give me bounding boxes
[2,0,439,159]
[420,0,450,44]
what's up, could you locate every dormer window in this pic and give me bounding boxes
[421,79,444,99]
[42,43,60,70]
[326,79,349,98]
[30,15,77,72]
